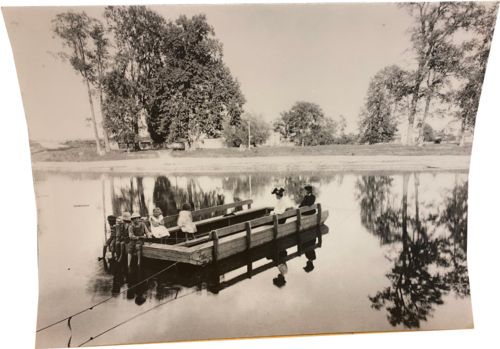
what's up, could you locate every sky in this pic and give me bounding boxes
[3,3,419,141]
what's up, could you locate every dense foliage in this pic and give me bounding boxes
[274,101,339,146]
[102,7,245,148]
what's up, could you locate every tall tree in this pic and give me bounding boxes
[401,2,478,145]
[52,11,104,155]
[155,15,245,147]
[103,8,245,148]
[88,20,111,152]
[415,42,461,146]
[104,6,167,150]
[358,66,408,144]
[454,3,498,146]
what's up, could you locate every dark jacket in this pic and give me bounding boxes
[299,194,316,216]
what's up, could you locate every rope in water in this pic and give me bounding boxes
[76,288,199,347]
[36,261,180,333]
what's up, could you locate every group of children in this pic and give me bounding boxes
[103,204,198,268]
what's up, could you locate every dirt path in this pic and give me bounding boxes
[32,155,471,175]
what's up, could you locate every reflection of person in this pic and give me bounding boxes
[271,187,293,224]
[299,185,316,216]
[303,250,316,273]
[128,213,151,268]
[149,207,170,239]
[177,203,197,240]
[273,250,288,288]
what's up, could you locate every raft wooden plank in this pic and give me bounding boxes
[190,211,328,264]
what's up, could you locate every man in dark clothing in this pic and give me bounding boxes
[299,185,316,216]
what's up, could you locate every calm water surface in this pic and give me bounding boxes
[34,171,472,348]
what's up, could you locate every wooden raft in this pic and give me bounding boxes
[142,203,328,265]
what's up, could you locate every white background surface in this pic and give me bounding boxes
[1,1,499,349]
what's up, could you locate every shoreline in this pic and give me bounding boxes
[31,155,471,175]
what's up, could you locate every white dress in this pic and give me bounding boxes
[149,215,170,238]
[177,210,197,233]
[272,196,293,215]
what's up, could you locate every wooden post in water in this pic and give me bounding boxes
[316,203,322,227]
[316,204,323,246]
[245,222,252,250]
[296,208,302,255]
[245,221,253,277]
[211,230,219,263]
[272,215,279,240]
[272,214,279,262]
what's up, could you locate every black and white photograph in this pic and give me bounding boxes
[1,1,498,348]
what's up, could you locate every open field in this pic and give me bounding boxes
[30,140,472,163]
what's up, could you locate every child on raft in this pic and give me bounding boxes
[177,203,197,240]
[149,207,170,239]
[128,212,152,268]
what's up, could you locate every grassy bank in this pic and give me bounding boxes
[30,140,472,162]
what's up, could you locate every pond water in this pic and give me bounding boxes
[34,170,472,348]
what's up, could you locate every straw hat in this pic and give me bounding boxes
[131,212,141,220]
[122,212,132,222]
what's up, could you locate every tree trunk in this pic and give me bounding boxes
[85,79,104,155]
[405,64,426,146]
[417,92,432,147]
[133,119,141,151]
[98,89,111,152]
[459,119,466,146]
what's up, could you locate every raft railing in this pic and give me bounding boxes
[182,204,321,248]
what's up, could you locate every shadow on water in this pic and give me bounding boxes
[96,225,328,304]
[355,173,469,328]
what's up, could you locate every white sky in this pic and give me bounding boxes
[4,3,426,141]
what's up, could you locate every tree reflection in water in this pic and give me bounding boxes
[110,176,223,218]
[356,174,470,329]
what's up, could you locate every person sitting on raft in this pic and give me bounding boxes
[177,203,197,240]
[149,207,170,239]
[270,187,293,224]
[299,185,316,216]
[128,212,152,268]
[114,212,131,262]
[103,215,117,259]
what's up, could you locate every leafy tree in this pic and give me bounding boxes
[156,15,245,146]
[222,113,270,147]
[274,101,336,146]
[358,66,406,144]
[400,2,480,145]
[103,8,245,148]
[415,42,462,146]
[454,3,498,146]
[103,6,167,150]
[52,11,105,155]
[101,69,142,147]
